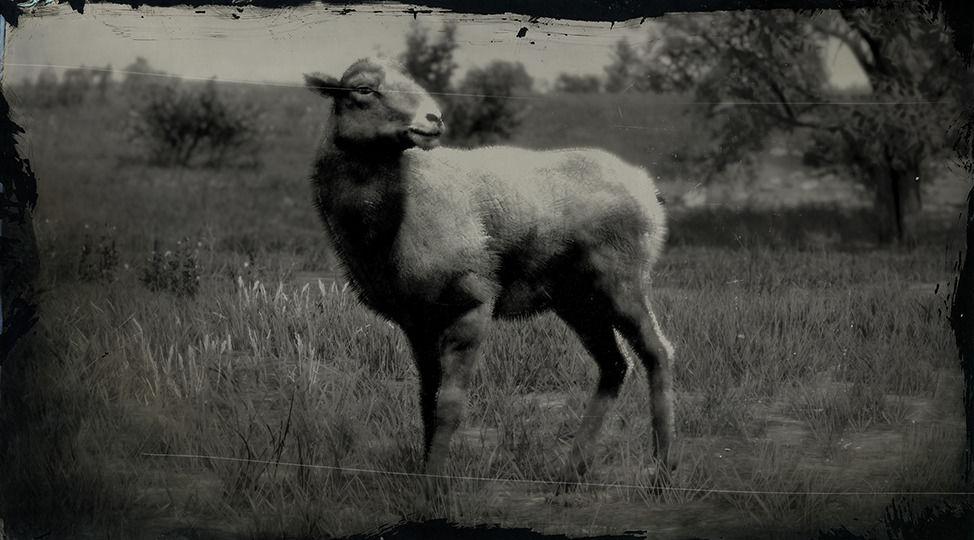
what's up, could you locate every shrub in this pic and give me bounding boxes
[140,238,201,297]
[77,232,119,283]
[131,79,262,168]
[445,61,534,147]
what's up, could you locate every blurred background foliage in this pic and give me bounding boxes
[9,4,970,247]
[603,5,971,245]
[400,22,535,147]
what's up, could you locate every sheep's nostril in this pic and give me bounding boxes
[426,113,442,125]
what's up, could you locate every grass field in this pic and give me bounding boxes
[1,84,969,539]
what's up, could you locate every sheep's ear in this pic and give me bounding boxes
[304,73,344,98]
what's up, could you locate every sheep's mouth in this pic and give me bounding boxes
[408,127,442,138]
[406,127,442,149]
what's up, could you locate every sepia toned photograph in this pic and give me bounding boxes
[0,1,972,538]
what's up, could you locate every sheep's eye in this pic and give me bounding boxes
[354,86,375,95]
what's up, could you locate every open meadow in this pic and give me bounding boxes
[1,80,970,539]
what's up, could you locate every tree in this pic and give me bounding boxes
[121,56,166,100]
[58,67,94,106]
[131,78,263,168]
[399,22,534,146]
[604,39,644,93]
[94,64,113,102]
[641,4,969,245]
[553,73,602,93]
[33,68,59,108]
[400,21,458,95]
[447,61,534,146]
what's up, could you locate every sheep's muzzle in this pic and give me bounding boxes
[406,127,443,150]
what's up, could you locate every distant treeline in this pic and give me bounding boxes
[15,65,114,107]
[13,5,969,246]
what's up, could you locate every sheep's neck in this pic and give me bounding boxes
[315,146,406,262]
[333,134,408,157]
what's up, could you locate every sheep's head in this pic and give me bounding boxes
[305,58,445,151]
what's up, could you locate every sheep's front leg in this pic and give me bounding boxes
[408,301,491,491]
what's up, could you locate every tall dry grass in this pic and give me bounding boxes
[0,84,966,539]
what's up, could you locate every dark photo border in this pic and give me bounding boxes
[1,1,972,538]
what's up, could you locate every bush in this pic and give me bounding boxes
[131,79,262,168]
[140,238,201,297]
[445,61,534,147]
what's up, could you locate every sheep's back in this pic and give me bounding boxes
[404,146,667,267]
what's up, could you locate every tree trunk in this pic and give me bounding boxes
[953,182,974,484]
[871,157,922,246]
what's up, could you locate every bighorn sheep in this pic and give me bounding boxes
[304,58,675,486]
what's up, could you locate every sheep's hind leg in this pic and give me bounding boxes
[555,308,629,492]
[407,302,491,500]
[615,297,676,475]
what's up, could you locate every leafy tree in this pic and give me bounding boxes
[32,68,59,108]
[57,67,94,106]
[121,56,167,99]
[604,39,644,93]
[94,64,113,102]
[447,61,534,146]
[400,23,534,146]
[400,21,458,95]
[131,78,262,168]
[553,73,602,93]
[640,4,969,245]
[123,56,160,79]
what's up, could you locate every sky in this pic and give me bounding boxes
[2,3,868,90]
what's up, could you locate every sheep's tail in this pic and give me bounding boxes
[637,179,668,285]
